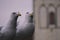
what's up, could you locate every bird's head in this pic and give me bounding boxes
[26,12,33,18]
[25,12,33,22]
[12,12,21,17]
[10,12,21,20]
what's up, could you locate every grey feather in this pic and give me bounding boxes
[14,12,35,40]
[0,12,20,40]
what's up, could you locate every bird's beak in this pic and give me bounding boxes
[30,13,33,17]
[17,13,21,16]
[17,12,21,16]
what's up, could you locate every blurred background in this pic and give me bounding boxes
[0,0,33,26]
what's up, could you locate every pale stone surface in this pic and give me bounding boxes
[33,0,60,40]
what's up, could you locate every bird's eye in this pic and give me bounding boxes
[26,12,29,14]
[12,12,16,14]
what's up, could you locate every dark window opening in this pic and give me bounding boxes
[49,12,55,24]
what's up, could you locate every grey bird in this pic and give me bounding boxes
[14,12,35,40]
[0,12,21,40]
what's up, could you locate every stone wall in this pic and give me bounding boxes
[34,0,60,40]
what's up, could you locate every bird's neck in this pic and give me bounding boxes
[26,18,33,23]
[29,19,33,23]
[7,17,17,28]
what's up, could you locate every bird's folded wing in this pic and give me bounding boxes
[0,32,4,40]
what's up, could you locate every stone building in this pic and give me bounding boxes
[33,0,60,40]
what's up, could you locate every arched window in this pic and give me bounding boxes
[57,5,60,28]
[48,4,56,28]
[39,4,47,28]
[49,12,55,24]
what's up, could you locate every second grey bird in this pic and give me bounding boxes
[14,12,35,40]
[0,12,21,40]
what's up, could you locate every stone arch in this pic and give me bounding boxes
[48,3,56,28]
[48,4,56,13]
[39,4,47,28]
